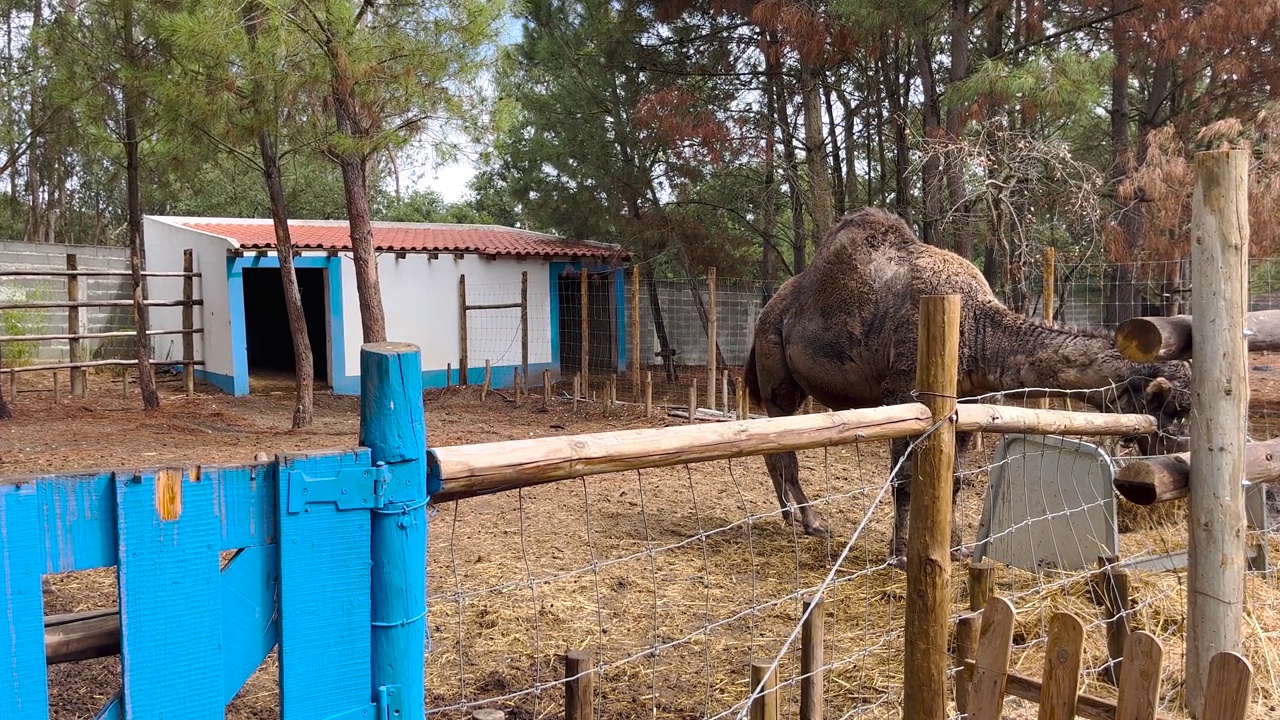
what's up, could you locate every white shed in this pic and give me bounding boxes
[141,216,631,396]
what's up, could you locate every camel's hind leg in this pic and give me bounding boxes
[888,432,973,567]
[755,356,829,537]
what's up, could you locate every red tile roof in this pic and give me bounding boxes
[177,219,628,260]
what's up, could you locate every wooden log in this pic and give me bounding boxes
[481,360,491,401]
[0,299,200,310]
[0,358,204,375]
[688,378,697,425]
[749,660,778,720]
[182,249,196,397]
[1114,437,1280,506]
[573,374,580,412]
[903,294,960,720]
[736,376,747,420]
[954,404,1156,436]
[801,596,823,720]
[543,368,551,405]
[969,561,995,612]
[520,270,529,382]
[644,370,652,418]
[45,608,120,665]
[0,328,201,344]
[428,403,934,502]
[707,266,717,411]
[1115,310,1280,363]
[1185,149,1249,719]
[721,369,729,416]
[564,649,593,720]
[458,275,468,386]
[0,269,199,278]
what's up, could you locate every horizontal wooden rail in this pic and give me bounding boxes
[0,269,200,278]
[0,328,202,343]
[0,299,202,310]
[428,403,1158,502]
[0,358,204,375]
[464,302,522,311]
[957,659,1120,720]
[46,608,119,665]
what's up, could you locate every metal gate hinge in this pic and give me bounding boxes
[378,684,403,720]
[286,464,391,514]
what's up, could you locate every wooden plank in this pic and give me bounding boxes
[903,294,960,720]
[1200,651,1253,720]
[1186,148,1249,718]
[21,462,275,574]
[0,298,202,310]
[1038,612,1085,720]
[958,659,1120,720]
[0,482,51,719]
[115,467,223,719]
[219,545,280,701]
[0,269,199,278]
[1,358,204,375]
[954,613,981,717]
[276,449,375,720]
[1115,631,1163,720]
[968,596,1016,720]
[0,328,202,343]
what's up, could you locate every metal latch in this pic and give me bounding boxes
[286,465,390,514]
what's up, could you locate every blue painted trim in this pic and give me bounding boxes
[194,368,237,395]
[227,254,348,396]
[613,267,626,371]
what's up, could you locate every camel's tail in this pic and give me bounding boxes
[743,341,763,406]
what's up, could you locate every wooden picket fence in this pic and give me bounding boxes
[954,596,1254,720]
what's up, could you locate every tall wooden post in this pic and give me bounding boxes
[580,266,589,398]
[458,275,469,386]
[182,249,195,397]
[902,294,960,720]
[631,264,640,396]
[66,254,85,398]
[360,342,427,720]
[800,596,824,720]
[1186,149,1249,718]
[520,270,529,384]
[706,267,717,411]
[564,650,594,720]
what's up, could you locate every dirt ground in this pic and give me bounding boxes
[4,365,1280,719]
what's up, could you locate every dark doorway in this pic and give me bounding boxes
[243,267,329,383]
[558,270,615,373]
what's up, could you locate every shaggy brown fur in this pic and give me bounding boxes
[743,207,1192,564]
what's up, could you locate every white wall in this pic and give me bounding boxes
[340,253,553,376]
[141,218,233,377]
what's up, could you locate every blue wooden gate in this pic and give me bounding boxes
[0,342,433,720]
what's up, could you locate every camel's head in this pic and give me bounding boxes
[1105,362,1193,455]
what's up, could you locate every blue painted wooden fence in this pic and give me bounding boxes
[1,342,436,720]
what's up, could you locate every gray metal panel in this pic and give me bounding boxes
[974,434,1119,573]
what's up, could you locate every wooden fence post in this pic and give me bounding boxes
[66,254,85,398]
[707,266,717,411]
[631,264,640,396]
[1096,556,1131,686]
[644,370,652,418]
[580,266,589,399]
[968,561,994,612]
[521,270,529,383]
[902,294,960,720]
[360,342,427,720]
[801,596,824,720]
[458,275,469,386]
[564,649,594,720]
[688,378,697,424]
[736,376,747,420]
[953,613,981,717]
[749,660,778,720]
[543,368,551,405]
[182,249,195,397]
[1186,149,1249,718]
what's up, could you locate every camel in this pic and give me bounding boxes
[742,207,1193,564]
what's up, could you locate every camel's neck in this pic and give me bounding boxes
[967,303,1152,403]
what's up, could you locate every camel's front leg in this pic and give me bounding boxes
[889,438,912,567]
[764,451,830,537]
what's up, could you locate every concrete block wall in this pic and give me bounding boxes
[0,241,134,365]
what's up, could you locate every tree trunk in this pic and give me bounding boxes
[122,0,159,411]
[246,2,314,429]
[761,52,778,297]
[914,29,944,247]
[770,31,806,273]
[327,39,387,343]
[642,266,677,382]
[822,75,845,217]
[800,59,833,244]
[1105,5,1144,326]
[946,0,972,259]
